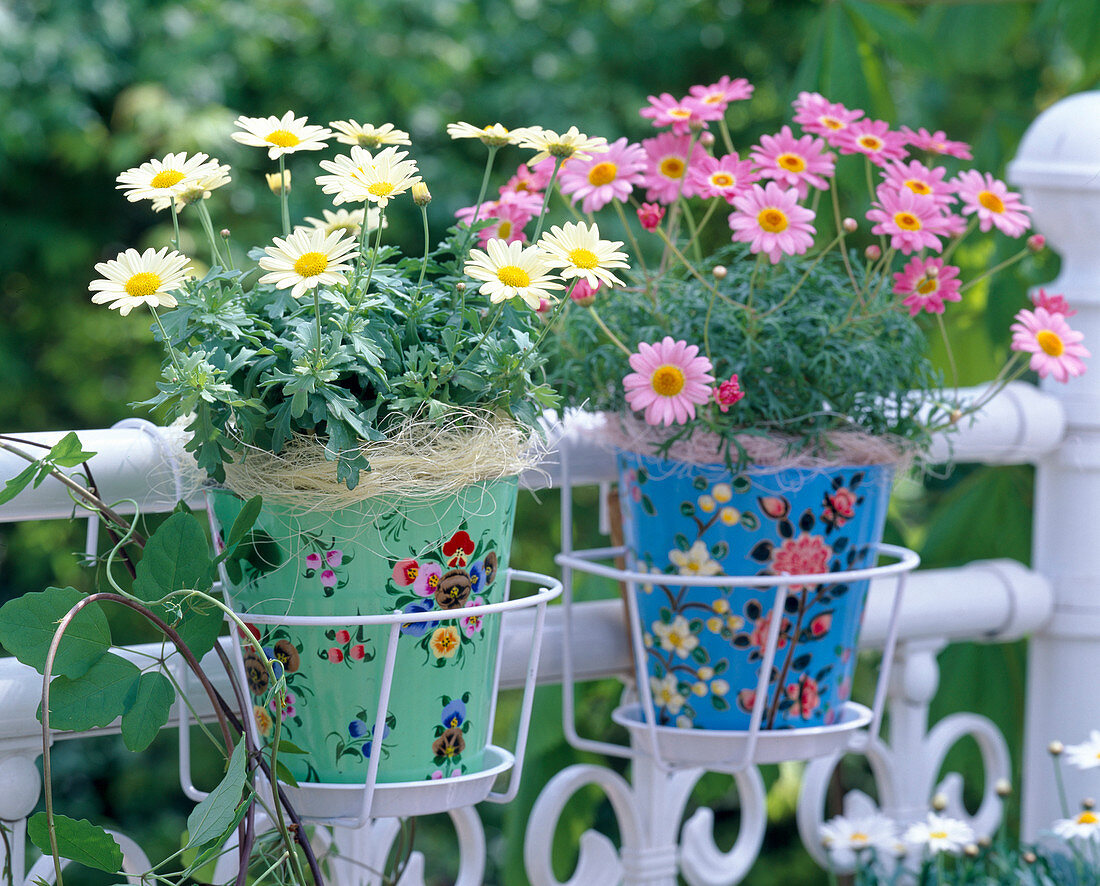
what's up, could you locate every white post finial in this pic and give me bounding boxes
[1008,90,1100,838]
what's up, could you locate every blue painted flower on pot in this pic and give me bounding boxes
[430,692,473,779]
[617,452,892,731]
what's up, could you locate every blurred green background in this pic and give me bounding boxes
[2,0,1098,882]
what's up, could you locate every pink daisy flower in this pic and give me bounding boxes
[689,76,754,114]
[792,92,864,143]
[639,93,710,135]
[892,257,962,316]
[559,137,647,213]
[835,118,908,165]
[750,125,834,198]
[1031,288,1076,318]
[500,157,556,196]
[865,186,948,254]
[899,126,973,160]
[881,160,955,209]
[623,336,715,426]
[454,198,531,246]
[729,182,817,264]
[641,132,704,204]
[1010,307,1089,383]
[953,170,1031,237]
[686,152,759,202]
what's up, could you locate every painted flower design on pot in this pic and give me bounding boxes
[436,569,473,609]
[652,614,700,658]
[819,472,867,533]
[319,625,374,667]
[669,539,722,576]
[650,672,687,717]
[330,709,398,769]
[240,626,312,739]
[431,693,473,777]
[301,532,354,597]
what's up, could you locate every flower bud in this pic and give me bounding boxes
[1023,852,1037,864]
[1027,234,1046,253]
[412,182,432,206]
[699,131,716,147]
[570,278,600,307]
[1085,797,1096,810]
[536,297,551,314]
[931,793,948,812]
[266,170,291,195]
[1049,740,1064,756]
[995,779,1012,797]
[637,202,665,233]
[842,217,858,233]
[220,229,231,239]
[712,265,728,280]
[865,244,881,262]
[455,281,466,293]
[964,843,979,858]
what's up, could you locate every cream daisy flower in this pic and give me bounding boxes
[116,152,221,204]
[513,125,608,164]
[537,221,629,288]
[464,238,564,309]
[295,208,383,240]
[89,247,192,316]
[351,146,422,207]
[446,122,519,147]
[330,120,411,148]
[315,146,375,204]
[150,162,232,213]
[257,228,359,299]
[231,111,334,159]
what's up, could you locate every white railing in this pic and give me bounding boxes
[0,379,1061,885]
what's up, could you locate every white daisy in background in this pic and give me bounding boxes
[463,238,563,309]
[903,813,974,855]
[1053,808,1100,841]
[446,121,520,147]
[296,208,383,240]
[513,125,609,164]
[820,812,900,868]
[315,146,376,204]
[116,152,221,204]
[231,111,334,160]
[257,228,359,299]
[330,120,410,148]
[1064,731,1100,769]
[150,161,232,213]
[89,247,192,316]
[350,146,422,207]
[538,221,629,289]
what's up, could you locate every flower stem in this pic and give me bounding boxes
[458,145,500,259]
[587,305,634,357]
[149,305,186,381]
[417,205,431,290]
[170,196,181,252]
[354,207,386,311]
[532,157,565,243]
[613,198,650,280]
[452,302,506,374]
[936,311,960,399]
[196,200,226,267]
[313,289,324,365]
[958,246,1030,294]
[278,155,290,237]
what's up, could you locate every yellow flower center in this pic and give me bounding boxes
[668,629,685,646]
[266,129,301,148]
[124,272,162,298]
[150,169,186,189]
[906,179,932,195]
[703,92,723,105]
[293,251,329,278]
[979,190,1006,214]
[894,212,922,231]
[822,116,843,130]
[859,135,884,151]
[710,173,735,188]
[497,265,531,288]
[659,157,686,179]
[758,208,789,233]
[669,107,692,119]
[1037,329,1065,357]
[777,152,807,173]
[851,832,869,844]
[1079,811,1099,824]
[368,181,395,197]
[929,830,948,840]
[497,220,513,240]
[588,161,618,186]
[917,277,938,295]
[652,364,686,397]
[568,247,600,269]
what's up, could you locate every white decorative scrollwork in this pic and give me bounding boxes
[22,829,151,886]
[524,759,767,886]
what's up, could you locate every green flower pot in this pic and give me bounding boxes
[209,478,518,784]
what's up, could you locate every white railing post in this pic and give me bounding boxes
[0,738,46,884]
[1009,90,1100,837]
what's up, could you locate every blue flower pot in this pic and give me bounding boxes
[616,452,893,731]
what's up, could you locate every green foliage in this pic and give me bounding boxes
[184,737,249,851]
[120,671,176,752]
[0,433,94,506]
[44,652,140,731]
[27,813,124,875]
[0,586,110,679]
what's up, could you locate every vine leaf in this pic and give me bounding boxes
[120,671,176,752]
[27,813,123,874]
[0,586,111,679]
[185,737,249,849]
[133,511,215,602]
[42,653,140,731]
